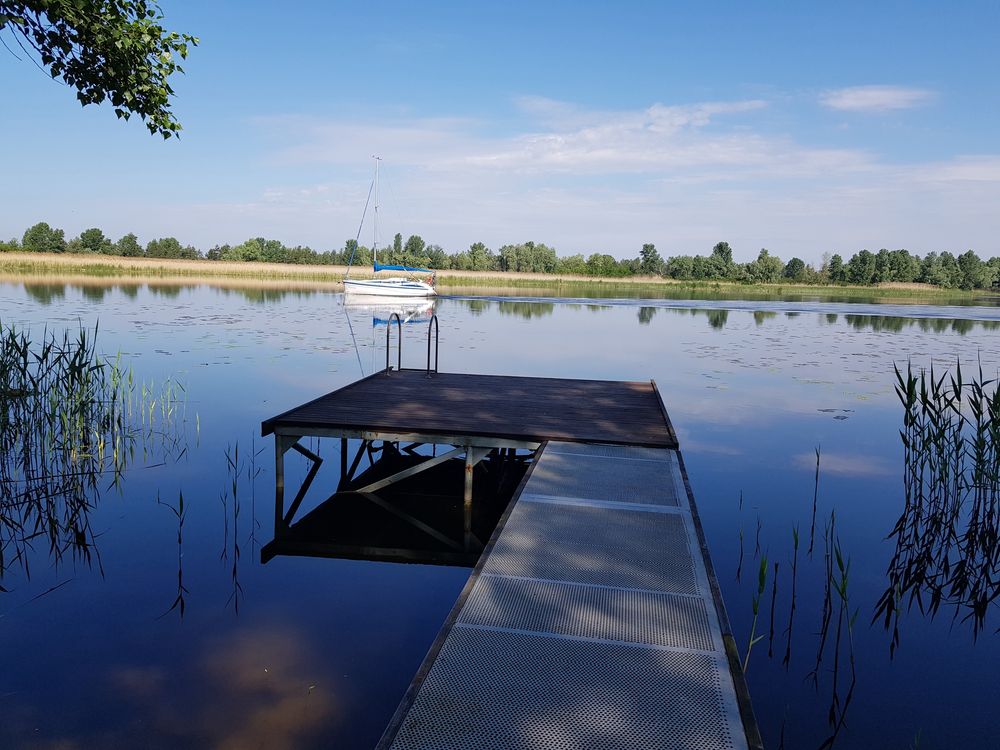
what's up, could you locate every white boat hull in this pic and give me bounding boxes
[344,278,436,297]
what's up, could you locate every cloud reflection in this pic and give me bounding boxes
[792,452,893,477]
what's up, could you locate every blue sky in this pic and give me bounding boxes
[2,1,999,263]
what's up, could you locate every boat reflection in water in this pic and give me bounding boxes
[346,297,436,326]
[262,299,533,569]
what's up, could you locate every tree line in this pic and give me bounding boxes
[4,222,999,290]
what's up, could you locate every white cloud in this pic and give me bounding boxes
[820,85,935,112]
[100,95,999,261]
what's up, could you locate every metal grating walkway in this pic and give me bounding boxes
[382,442,752,750]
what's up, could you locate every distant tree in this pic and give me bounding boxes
[0,1,198,137]
[745,248,783,283]
[871,248,892,283]
[78,227,113,254]
[450,251,471,270]
[404,235,425,258]
[585,253,628,277]
[639,243,665,275]
[556,253,588,275]
[524,242,558,273]
[957,249,987,290]
[664,255,694,279]
[344,239,359,265]
[709,241,735,278]
[116,232,143,257]
[937,251,962,288]
[424,244,449,269]
[887,249,919,282]
[0,237,20,252]
[847,250,877,285]
[783,257,807,281]
[468,241,495,271]
[146,236,198,259]
[691,254,719,279]
[224,237,265,262]
[205,244,229,261]
[22,222,66,253]
[828,253,846,283]
[393,233,403,258]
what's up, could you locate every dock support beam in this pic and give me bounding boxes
[274,435,290,539]
[464,447,492,549]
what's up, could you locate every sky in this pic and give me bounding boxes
[1,1,999,263]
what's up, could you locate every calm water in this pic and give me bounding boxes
[2,280,1000,749]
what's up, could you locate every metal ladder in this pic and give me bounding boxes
[385,313,439,375]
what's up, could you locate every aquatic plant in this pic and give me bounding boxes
[743,554,769,672]
[158,491,188,619]
[0,322,185,583]
[875,361,1000,651]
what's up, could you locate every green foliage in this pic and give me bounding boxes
[847,249,876,284]
[0,0,198,137]
[556,253,588,275]
[585,252,629,277]
[498,241,558,273]
[468,241,496,271]
[146,236,198,259]
[78,227,113,254]
[828,253,846,283]
[424,244,449,269]
[664,254,694,279]
[783,257,807,281]
[7,220,1000,290]
[403,234,425,258]
[746,248,783,283]
[116,232,143,257]
[639,243,665,275]
[22,221,66,252]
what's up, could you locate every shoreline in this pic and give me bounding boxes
[0,251,989,303]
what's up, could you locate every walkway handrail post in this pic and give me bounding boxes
[386,312,402,373]
[426,314,439,376]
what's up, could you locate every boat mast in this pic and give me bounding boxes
[372,155,381,267]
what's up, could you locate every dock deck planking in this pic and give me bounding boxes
[262,370,678,448]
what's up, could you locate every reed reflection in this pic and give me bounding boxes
[876,362,1000,651]
[0,323,187,585]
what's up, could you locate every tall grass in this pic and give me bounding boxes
[875,361,1000,651]
[0,322,185,581]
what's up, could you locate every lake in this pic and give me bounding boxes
[2,279,999,749]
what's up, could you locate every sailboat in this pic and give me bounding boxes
[343,156,437,298]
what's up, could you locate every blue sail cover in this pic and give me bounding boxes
[374,261,432,273]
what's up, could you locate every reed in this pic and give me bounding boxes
[0,322,185,582]
[157,491,188,619]
[743,554,769,672]
[875,360,1000,650]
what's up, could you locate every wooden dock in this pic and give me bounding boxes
[262,369,678,449]
[261,368,760,750]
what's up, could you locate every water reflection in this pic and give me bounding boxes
[4,280,1000,748]
[22,282,67,305]
[262,438,530,568]
[0,323,187,585]
[876,363,1000,649]
[109,626,335,749]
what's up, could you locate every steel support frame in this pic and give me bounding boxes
[271,426,539,547]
